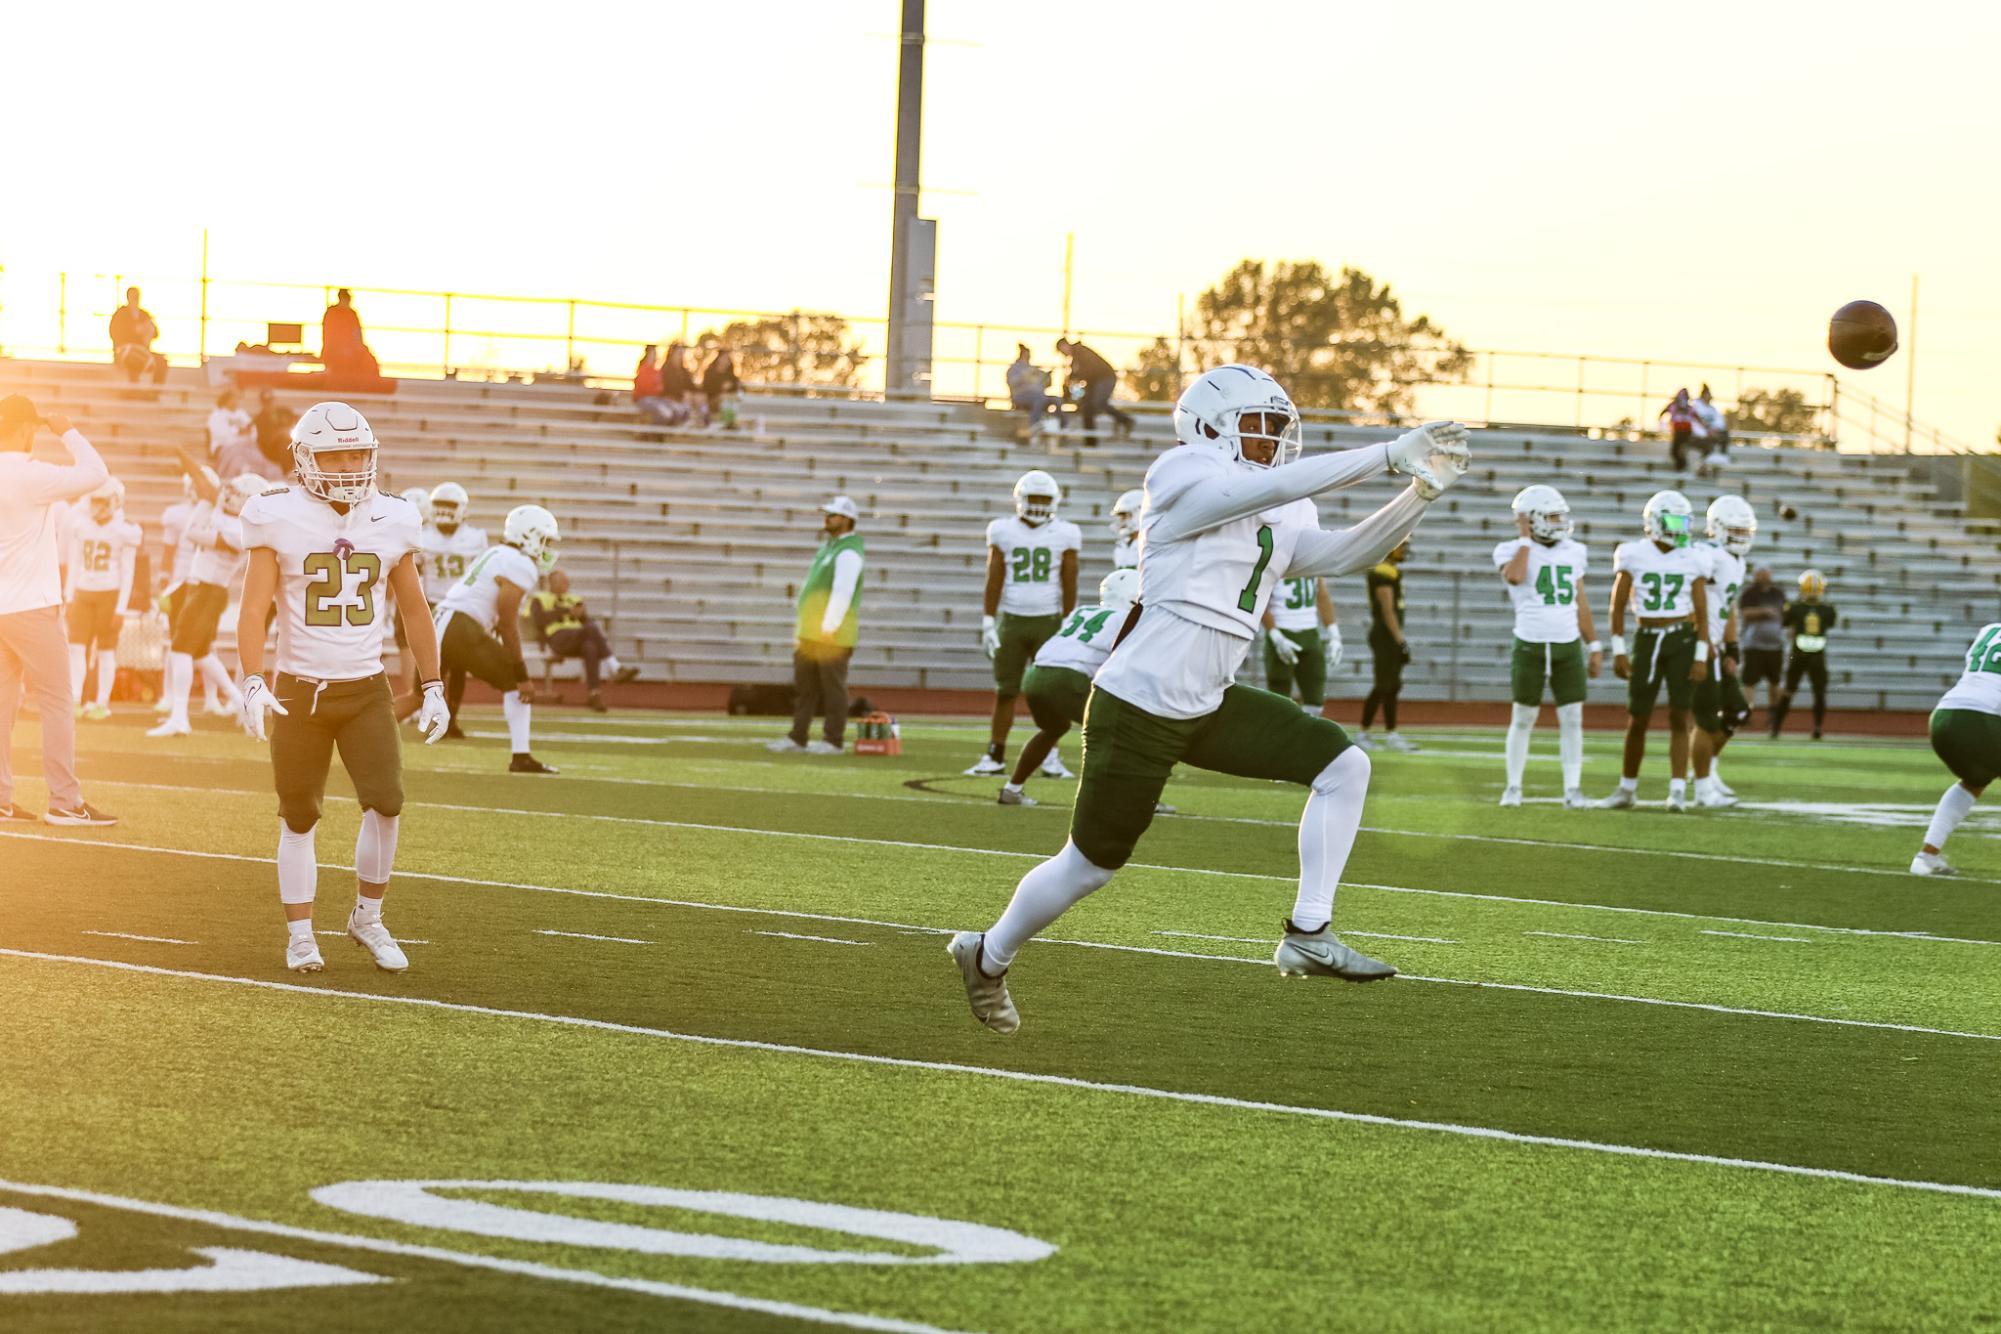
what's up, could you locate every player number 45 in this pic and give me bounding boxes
[1534,564,1575,606]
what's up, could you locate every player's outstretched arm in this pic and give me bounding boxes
[1281,487,1429,580]
[1150,444,1392,544]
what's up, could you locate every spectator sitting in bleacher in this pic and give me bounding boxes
[252,389,293,471]
[109,287,168,386]
[1055,337,1134,445]
[701,346,740,429]
[1006,344,1056,439]
[320,288,388,390]
[1661,387,1696,473]
[526,568,638,712]
[1692,383,1731,472]
[663,343,705,426]
[632,345,679,425]
[206,390,254,459]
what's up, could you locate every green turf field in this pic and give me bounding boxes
[3,708,1998,1331]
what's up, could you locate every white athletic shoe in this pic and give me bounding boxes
[286,936,325,973]
[1664,790,1689,813]
[1498,785,1523,808]
[963,755,1007,776]
[804,740,841,755]
[1596,787,1637,810]
[1273,920,1397,982]
[145,718,191,739]
[1383,732,1420,753]
[1038,753,1073,779]
[1711,771,1738,799]
[1910,851,1958,877]
[997,787,1037,807]
[1694,780,1738,809]
[764,738,808,753]
[1153,801,1177,815]
[946,932,1019,1033]
[346,910,410,973]
[1352,732,1377,752]
[202,698,236,719]
[1563,789,1594,810]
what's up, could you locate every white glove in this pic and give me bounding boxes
[1387,421,1472,499]
[239,673,288,741]
[415,680,451,744]
[980,614,1000,659]
[1322,624,1343,670]
[1268,631,1300,666]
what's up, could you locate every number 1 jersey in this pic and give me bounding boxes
[240,486,425,682]
[1493,536,1588,643]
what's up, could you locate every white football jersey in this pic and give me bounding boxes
[1695,541,1746,644]
[437,544,540,635]
[161,500,200,588]
[188,510,247,588]
[1111,535,1138,570]
[986,515,1082,616]
[1263,498,1323,631]
[239,486,425,682]
[420,524,490,603]
[68,518,144,595]
[1939,624,2001,716]
[1033,602,1124,677]
[1613,538,1704,620]
[1494,536,1588,643]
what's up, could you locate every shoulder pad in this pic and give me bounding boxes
[260,487,290,497]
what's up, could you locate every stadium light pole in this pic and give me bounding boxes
[885,0,936,400]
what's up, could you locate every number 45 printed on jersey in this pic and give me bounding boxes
[303,542,383,628]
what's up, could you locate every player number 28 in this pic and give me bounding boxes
[303,550,383,628]
[1010,547,1054,583]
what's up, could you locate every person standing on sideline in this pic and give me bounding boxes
[1495,485,1599,807]
[1356,539,1416,752]
[1736,565,1787,722]
[1261,500,1342,716]
[0,396,118,825]
[769,497,864,755]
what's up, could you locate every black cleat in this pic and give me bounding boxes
[611,666,640,685]
[510,753,559,775]
[586,691,609,713]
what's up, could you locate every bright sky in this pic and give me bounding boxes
[3,0,1994,447]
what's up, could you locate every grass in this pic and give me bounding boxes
[2,707,1998,1331]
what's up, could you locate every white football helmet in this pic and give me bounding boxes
[1014,470,1061,524]
[220,472,266,517]
[88,477,126,523]
[1172,364,1301,470]
[1706,494,1757,556]
[429,481,469,531]
[1110,488,1143,542]
[400,486,432,523]
[1642,489,1695,547]
[1098,566,1139,611]
[504,504,560,573]
[290,401,378,504]
[1511,484,1571,544]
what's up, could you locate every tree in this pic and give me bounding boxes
[1182,260,1471,417]
[1729,387,1820,438]
[1125,337,1181,403]
[694,312,867,387]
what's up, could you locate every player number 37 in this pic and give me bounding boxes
[303,550,383,627]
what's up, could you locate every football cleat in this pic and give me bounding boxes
[997,787,1037,807]
[346,910,410,972]
[1694,781,1738,809]
[1038,753,1073,779]
[1596,787,1637,810]
[1664,790,1689,813]
[43,803,117,827]
[203,698,240,719]
[509,754,559,775]
[1273,920,1397,982]
[1351,733,1378,752]
[946,932,1019,1034]
[145,718,191,739]
[286,936,325,973]
[1498,785,1523,808]
[1383,732,1420,753]
[963,755,1007,776]
[1153,801,1177,815]
[1563,789,1593,810]
[804,740,841,755]
[1709,769,1738,799]
[765,738,809,753]
[1910,851,1958,877]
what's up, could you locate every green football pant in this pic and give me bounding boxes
[270,673,403,833]
[993,612,1062,698]
[1693,671,1750,735]
[1930,708,2001,788]
[1022,664,1091,738]
[1511,637,1588,707]
[1070,683,1351,869]
[1263,627,1327,707]
[1626,624,1697,721]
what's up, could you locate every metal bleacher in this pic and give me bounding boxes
[1,358,1992,711]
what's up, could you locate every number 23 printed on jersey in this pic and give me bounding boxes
[303,548,383,627]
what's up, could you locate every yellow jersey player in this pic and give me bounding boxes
[236,402,449,974]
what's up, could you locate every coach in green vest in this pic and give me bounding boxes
[769,495,865,754]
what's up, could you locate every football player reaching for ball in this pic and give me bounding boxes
[1597,490,1711,812]
[235,402,449,975]
[947,365,1469,1034]
[1495,485,1599,808]
[966,472,1083,779]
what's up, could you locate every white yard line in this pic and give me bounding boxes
[1157,929,1456,946]
[2,949,1997,1209]
[751,931,872,947]
[1525,931,1646,945]
[535,930,652,945]
[317,932,430,945]
[1701,930,1812,944]
[4,831,1996,1041]
[80,931,194,946]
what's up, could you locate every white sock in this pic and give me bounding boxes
[198,653,238,704]
[286,918,315,944]
[503,690,532,752]
[603,655,622,674]
[1924,783,1977,853]
[355,810,400,885]
[1710,760,1725,787]
[1001,782,1023,795]
[278,825,318,906]
[69,645,88,705]
[1670,778,1687,799]
[1504,704,1537,788]
[167,651,195,725]
[1291,746,1371,930]
[984,840,1116,971]
[1619,775,1638,793]
[1557,703,1584,792]
[95,649,117,708]
[198,652,220,710]
[353,894,384,924]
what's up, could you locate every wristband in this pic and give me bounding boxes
[1694,640,1711,663]
[1610,635,1627,657]
[420,677,444,692]
[981,614,996,631]
[1585,640,1602,655]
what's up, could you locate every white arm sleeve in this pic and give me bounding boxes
[1150,444,1391,544]
[820,549,863,635]
[28,430,110,504]
[1282,486,1431,580]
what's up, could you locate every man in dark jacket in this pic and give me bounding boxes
[1055,338,1133,444]
[109,288,168,385]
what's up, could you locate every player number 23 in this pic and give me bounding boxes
[303,550,383,628]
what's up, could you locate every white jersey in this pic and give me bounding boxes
[1938,625,2001,716]
[161,500,199,589]
[1695,541,1746,644]
[986,515,1082,617]
[1494,536,1588,643]
[419,523,490,603]
[188,509,248,588]
[67,517,144,594]
[1032,602,1124,677]
[239,485,425,682]
[1111,535,1138,570]
[437,544,540,635]
[1263,498,1323,631]
[1613,538,1704,620]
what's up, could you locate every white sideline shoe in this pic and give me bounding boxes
[963,755,1007,776]
[1710,769,1738,798]
[1694,780,1738,808]
[1352,732,1378,752]
[287,936,325,973]
[146,719,191,739]
[1498,785,1522,808]
[1596,787,1637,810]
[1910,851,1958,877]
[946,932,1019,1033]
[804,740,841,755]
[997,787,1036,807]
[1382,732,1420,753]
[1038,753,1072,779]
[1274,920,1396,982]
[1664,790,1689,813]
[765,738,808,753]
[1563,789,1593,809]
[346,910,410,973]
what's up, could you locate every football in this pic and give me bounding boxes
[1827,299,1899,370]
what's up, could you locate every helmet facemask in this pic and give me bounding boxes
[90,496,120,524]
[431,500,462,533]
[1017,492,1057,525]
[294,441,377,505]
[1527,509,1571,544]
[1719,525,1756,556]
[1205,406,1301,470]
